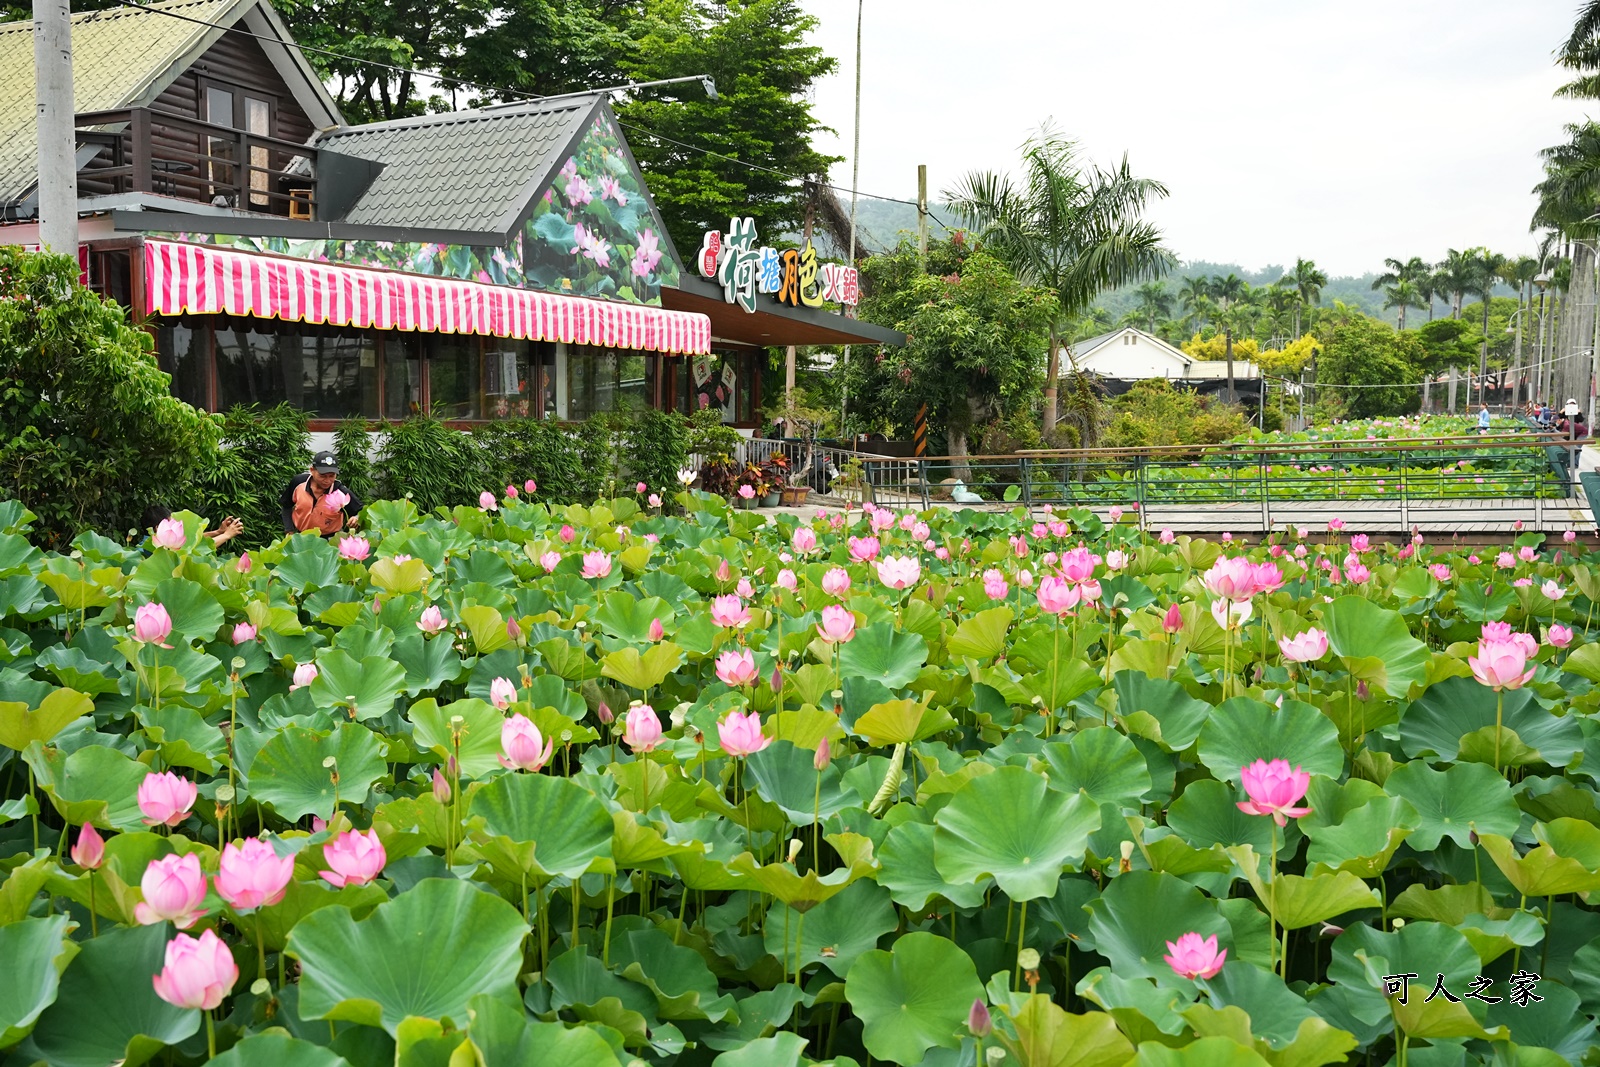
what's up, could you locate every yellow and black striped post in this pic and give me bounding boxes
[913,404,928,457]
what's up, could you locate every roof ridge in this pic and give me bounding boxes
[0,0,231,36]
[321,95,599,138]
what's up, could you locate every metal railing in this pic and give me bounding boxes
[739,438,923,506]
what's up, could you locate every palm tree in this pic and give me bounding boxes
[1558,3,1600,99]
[1436,249,1477,319]
[1209,274,1246,403]
[1382,279,1426,330]
[947,123,1174,432]
[1264,284,1299,344]
[1415,270,1441,322]
[1178,276,1212,329]
[1279,258,1328,337]
[1134,281,1173,332]
[1469,249,1509,405]
[1371,256,1429,327]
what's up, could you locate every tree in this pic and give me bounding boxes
[1210,273,1245,402]
[1469,249,1508,405]
[1371,257,1429,328]
[1381,279,1426,330]
[616,0,842,255]
[1315,316,1423,418]
[1178,276,1212,329]
[1279,258,1328,338]
[851,239,1057,468]
[0,248,220,547]
[1134,281,1173,332]
[946,123,1173,433]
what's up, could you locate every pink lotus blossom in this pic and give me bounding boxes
[417,605,448,635]
[138,771,197,827]
[648,493,662,507]
[717,710,770,756]
[133,603,173,647]
[737,484,756,500]
[1236,758,1313,827]
[1346,563,1371,585]
[581,551,613,579]
[1327,519,1346,532]
[1294,545,1307,559]
[1059,547,1099,583]
[338,536,371,562]
[1470,636,1534,691]
[1350,534,1370,552]
[849,536,882,563]
[1036,575,1080,615]
[816,604,857,644]
[1519,546,1537,563]
[540,551,561,573]
[319,828,386,887]
[135,852,208,927]
[1017,569,1034,588]
[1162,603,1183,634]
[1109,505,1124,522]
[1105,550,1128,571]
[911,521,931,541]
[822,568,851,597]
[876,555,921,590]
[1495,552,1516,569]
[152,928,237,1010]
[215,837,294,911]
[479,491,498,511]
[504,484,518,499]
[1430,564,1451,581]
[432,766,451,803]
[716,560,732,583]
[631,228,663,278]
[236,552,252,573]
[1164,931,1227,980]
[153,518,187,550]
[1278,628,1328,663]
[559,525,576,543]
[969,999,993,1036]
[1549,624,1574,649]
[72,823,105,869]
[1010,534,1030,558]
[935,546,950,560]
[792,527,818,553]
[490,676,518,709]
[870,510,895,533]
[321,489,351,513]
[710,594,752,629]
[983,569,1009,600]
[777,568,797,591]
[1203,557,1258,600]
[232,622,256,644]
[290,662,318,691]
[1542,580,1565,601]
[1564,530,1577,543]
[736,577,755,599]
[624,703,663,752]
[649,618,664,641]
[499,713,554,772]
[1159,529,1175,544]
[715,649,759,687]
[1210,598,1252,630]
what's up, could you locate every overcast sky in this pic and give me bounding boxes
[805,0,1594,277]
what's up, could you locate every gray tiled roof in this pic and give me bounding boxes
[315,97,598,234]
[0,0,243,204]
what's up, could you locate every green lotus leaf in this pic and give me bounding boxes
[0,914,78,1047]
[1195,697,1342,784]
[368,556,431,595]
[600,642,684,691]
[1040,726,1153,807]
[743,739,860,824]
[247,723,388,821]
[594,591,675,643]
[933,765,1101,900]
[1166,779,1279,853]
[946,605,1013,661]
[837,622,928,689]
[731,831,876,909]
[1477,818,1600,897]
[460,605,512,654]
[763,878,898,978]
[24,740,149,831]
[392,631,465,696]
[465,771,615,883]
[308,649,407,720]
[1112,670,1212,751]
[853,698,955,746]
[19,924,198,1067]
[878,819,988,911]
[1329,920,1507,1041]
[1085,871,1256,982]
[209,1032,353,1067]
[462,992,623,1066]
[151,577,225,645]
[139,703,226,775]
[1129,1036,1271,1066]
[710,1032,808,1067]
[996,992,1135,1067]
[288,878,529,1036]
[1228,845,1379,929]
[410,697,503,779]
[1321,594,1429,695]
[33,646,121,696]
[1485,981,1597,1063]
[1075,966,1197,1040]
[607,919,738,1022]
[844,931,982,1066]
[1384,760,1521,851]
[274,537,342,592]
[1298,778,1417,878]
[544,946,656,1046]
[0,686,92,751]
[1403,676,1583,767]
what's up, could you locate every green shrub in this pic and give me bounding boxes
[475,418,601,504]
[374,415,489,513]
[0,247,219,548]
[626,409,691,493]
[186,404,310,546]
[333,417,377,506]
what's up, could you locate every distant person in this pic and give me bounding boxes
[1477,404,1491,433]
[140,505,244,548]
[280,450,361,536]
[1576,411,1589,439]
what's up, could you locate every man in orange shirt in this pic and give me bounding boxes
[279,451,361,536]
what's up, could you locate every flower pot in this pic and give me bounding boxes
[737,496,757,510]
[761,491,781,508]
[781,485,810,506]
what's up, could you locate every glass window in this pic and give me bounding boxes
[532,342,558,419]
[384,335,424,419]
[428,336,481,420]
[214,319,288,408]
[568,345,652,421]
[245,97,270,207]
[154,319,209,410]
[215,319,378,417]
[483,337,531,419]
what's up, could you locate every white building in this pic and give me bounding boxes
[1070,327,1259,382]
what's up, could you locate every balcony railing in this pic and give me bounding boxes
[74,107,318,219]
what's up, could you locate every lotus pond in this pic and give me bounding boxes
[2,491,1600,1067]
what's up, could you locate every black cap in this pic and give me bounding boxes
[312,450,339,473]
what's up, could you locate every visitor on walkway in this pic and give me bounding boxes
[1477,404,1491,432]
[280,451,361,536]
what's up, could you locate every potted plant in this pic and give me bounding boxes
[762,388,837,506]
[831,456,867,504]
[736,462,769,508]
[760,452,789,507]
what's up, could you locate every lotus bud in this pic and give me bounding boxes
[446,754,459,780]
[1356,680,1370,701]
[649,618,664,642]
[968,999,992,1037]
[432,766,451,804]
[598,702,614,724]
[787,839,803,865]
[1119,839,1135,873]
[814,738,831,771]
[1162,603,1183,634]
[72,823,105,869]
[506,616,523,643]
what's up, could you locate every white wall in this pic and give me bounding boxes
[1078,333,1191,380]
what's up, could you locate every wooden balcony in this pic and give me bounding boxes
[74,107,318,219]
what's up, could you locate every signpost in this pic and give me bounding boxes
[697,217,859,314]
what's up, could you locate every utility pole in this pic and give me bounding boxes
[916,164,927,264]
[838,0,863,439]
[783,182,817,419]
[1511,281,1525,408]
[33,0,77,257]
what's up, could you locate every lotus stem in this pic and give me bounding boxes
[86,872,97,938]
[1270,822,1280,977]
[1494,689,1504,776]
[256,911,267,985]
[206,1011,216,1059]
[1013,898,1028,991]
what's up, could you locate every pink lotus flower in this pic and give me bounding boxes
[1010,534,1030,558]
[816,604,856,644]
[236,553,252,573]
[135,852,208,927]
[490,676,518,709]
[432,767,451,803]
[711,594,752,629]
[499,713,554,772]
[321,489,350,513]
[792,527,818,553]
[737,484,756,500]
[870,509,895,533]
[1327,518,1346,532]
[1496,552,1516,570]
[1105,550,1128,571]
[232,622,256,644]
[717,560,732,582]
[876,555,921,590]
[648,493,662,508]
[849,536,882,563]
[507,617,523,644]
[153,518,187,550]
[152,928,237,1010]
[1294,545,1307,559]
[1542,580,1565,601]
[559,525,576,543]
[1036,575,1080,615]
[417,605,448,634]
[290,662,318,691]
[1519,546,1537,563]
[1345,563,1371,585]
[736,576,755,599]
[822,568,851,597]
[1203,557,1258,600]
[138,771,197,827]
[540,551,561,573]
[133,603,173,647]
[71,823,104,869]
[983,570,1009,600]
[1481,622,1538,657]
[1564,530,1577,543]
[1278,628,1328,663]
[1162,603,1183,634]
[1109,505,1124,522]
[338,536,371,562]
[505,484,518,499]
[1210,598,1252,630]
[1350,534,1370,553]
[1470,638,1534,691]
[319,828,386,887]
[215,837,294,911]
[814,737,831,770]
[1430,564,1451,581]
[1163,931,1227,981]
[581,551,613,579]
[777,569,797,591]
[1159,529,1175,544]
[935,546,950,561]
[1549,624,1574,649]
[624,703,663,752]
[1059,547,1098,583]
[911,521,931,542]
[479,491,498,511]
[1017,569,1034,588]
[715,649,760,687]
[1236,759,1313,827]
[649,618,664,641]
[717,709,770,757]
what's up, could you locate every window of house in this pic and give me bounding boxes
[201,81,273,208]
[154,320,210,410]
[428,336,481,420]
[213,319,378,417]
[384,335,424,420]
[567,345,652,421]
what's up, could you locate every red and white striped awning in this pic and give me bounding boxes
[143,239,712,356]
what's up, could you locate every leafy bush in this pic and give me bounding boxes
[1103,379,1248,449]
[332,417,377,506]
[185,404,310,546]
[0,247,218,547]
[626,409,690,493]
[475,417,607,504]
[373,414,490,513]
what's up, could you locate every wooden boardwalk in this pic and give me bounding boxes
[1131,497,1595,538]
